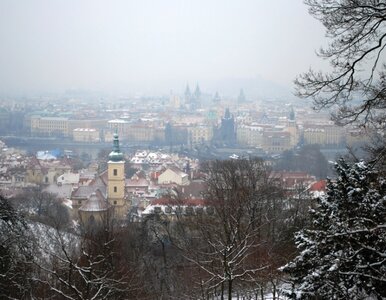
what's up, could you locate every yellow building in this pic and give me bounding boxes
[107,133,127,219]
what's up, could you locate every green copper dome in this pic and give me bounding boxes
[108,132,124,162]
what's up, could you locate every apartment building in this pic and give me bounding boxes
[30,116,69,137]
[188,125,213,145]
[73,128,100,142]
[236,125,264,147]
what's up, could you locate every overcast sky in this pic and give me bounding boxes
[0,0,328,96]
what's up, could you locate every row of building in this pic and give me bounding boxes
[28,108,366,153]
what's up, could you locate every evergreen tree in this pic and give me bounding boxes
[282,159,386,299]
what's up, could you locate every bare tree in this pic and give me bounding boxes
[33,219,143,299]
[168,158,285,300]
[296,0,386,127]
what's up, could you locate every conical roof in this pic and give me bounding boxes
[79,191,110,212]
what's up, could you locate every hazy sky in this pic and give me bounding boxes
[0,0,328,96]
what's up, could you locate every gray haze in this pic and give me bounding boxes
[0,0,327,97]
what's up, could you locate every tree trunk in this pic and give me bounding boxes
[228,279,233,300]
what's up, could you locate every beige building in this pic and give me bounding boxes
[188,125,213,145]
[262,131,291,153]
[303,123,344,146]
[73,128,100,142]
[26,156,72,185]
[169,94,181,109]
[78,191,113,230]
[158,166,189,186]
[237,125,264,147]
[30,116,69,137]
[68,119,107,132]
[30,116,106,138]
[126,124,155,142]
[284,119,299,147]
[346,128,371,146]
[107,119,129,138]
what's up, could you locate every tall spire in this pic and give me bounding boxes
[224,108,231,119]
[238,89,246,103]
[213,91,220,103]
[194,84,201,99]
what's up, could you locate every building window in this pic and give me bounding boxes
[114,201,117,205]
[114,186,117,193]
[113,169,117,176]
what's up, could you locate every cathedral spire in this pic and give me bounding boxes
[194,84,201,99]
[238,88,246,103]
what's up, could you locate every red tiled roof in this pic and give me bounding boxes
[309,180,326,192]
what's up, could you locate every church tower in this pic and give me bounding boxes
[286,107,299,147]
[107,132,126,219]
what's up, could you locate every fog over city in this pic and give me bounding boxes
[0,1,385,299]
[0,0,327,96]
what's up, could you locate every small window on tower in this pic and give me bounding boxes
[114,186,117,193]
[113,169,117,176]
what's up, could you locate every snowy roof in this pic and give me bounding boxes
[108,119,129,124]
[79,190,110,212]
[37,151,57,160]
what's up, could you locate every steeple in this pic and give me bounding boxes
[213,91,220,103]
[238,89,246,103]
[108,132,123,162]
[107,131,126,219]
[224,108,231,119]
[194,84,201,99]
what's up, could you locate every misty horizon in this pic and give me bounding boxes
[0,0,328,97]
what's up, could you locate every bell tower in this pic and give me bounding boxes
[107,132,126,219]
